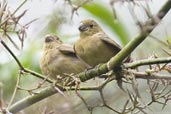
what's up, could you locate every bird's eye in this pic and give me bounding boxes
[89,24,93,28]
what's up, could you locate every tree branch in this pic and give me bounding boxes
[129,70,171,80]
[9,69,171,113]
[0,39,24,70]
[124,57,171,69]
[9,86,63,113]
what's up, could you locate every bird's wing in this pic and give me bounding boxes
[98,33,122,51]
[58,44,76,55]
[98,33,131,62]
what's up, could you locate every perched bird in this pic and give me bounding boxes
[75,19,128,67]
[40,35,88,80]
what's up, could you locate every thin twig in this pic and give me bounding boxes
[0,38,24,69]
[7,70,22,109]
[125,57,171,69]
[129,70,171,80]
[0,0,27,26]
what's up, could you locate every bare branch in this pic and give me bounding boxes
[0,38,24,69]
[128,70,171,80]
[125,57,171,69]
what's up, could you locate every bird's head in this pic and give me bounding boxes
[78,19,103,37]
[44,35,62,49]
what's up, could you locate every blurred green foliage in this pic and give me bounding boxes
[41,8,68,36]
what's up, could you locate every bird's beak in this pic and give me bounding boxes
[78,23,88,32]
[45,35,54,42]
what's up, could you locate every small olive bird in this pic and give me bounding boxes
[40,35,88,80]
[75,19,129,67]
